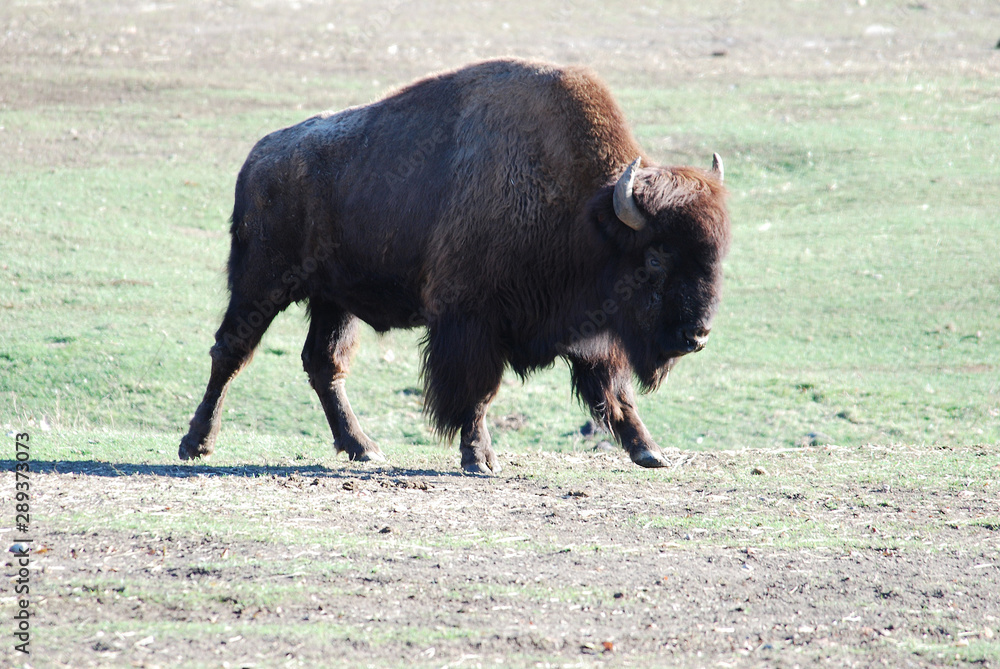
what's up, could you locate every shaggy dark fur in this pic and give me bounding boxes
[179,58,731,473]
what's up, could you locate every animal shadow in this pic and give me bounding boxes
[1,460,472,480]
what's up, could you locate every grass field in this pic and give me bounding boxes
[2,1,999,667]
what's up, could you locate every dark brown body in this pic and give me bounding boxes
[179,58,730,473]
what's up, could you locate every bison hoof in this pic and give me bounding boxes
[463,460,502,476]
[630,448,669,469]
[178,434,214,461]
[349,449,386,463]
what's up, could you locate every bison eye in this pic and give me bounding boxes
[646,250,672,272]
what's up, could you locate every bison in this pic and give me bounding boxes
[179,58,730,474]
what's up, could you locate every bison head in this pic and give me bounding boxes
[604,155,730,391]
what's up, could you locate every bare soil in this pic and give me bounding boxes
[9,446,1000,667]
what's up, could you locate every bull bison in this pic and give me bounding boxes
[179,58,730,474]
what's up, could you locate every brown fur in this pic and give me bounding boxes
[179,58,731,472]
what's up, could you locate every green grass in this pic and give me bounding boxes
[4,72,997,454]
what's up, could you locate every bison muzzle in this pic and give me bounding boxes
[179,58,731,474]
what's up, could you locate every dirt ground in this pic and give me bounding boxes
[3,1,998,122]
[8,446,1000,668]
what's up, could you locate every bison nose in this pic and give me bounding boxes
[683,326,711,353]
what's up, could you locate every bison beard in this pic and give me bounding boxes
[179,58,731,474]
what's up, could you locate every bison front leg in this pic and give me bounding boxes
[423,316,505,475]
[569,355,669,468]
[302,302,384,462]
[180,298,277,460]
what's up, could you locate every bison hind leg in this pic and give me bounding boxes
[421,316,506,474]
[179,293,281,460]
[302,301,385,462]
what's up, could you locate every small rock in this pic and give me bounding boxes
[864,24,896,37]
[379,526,393,534]
[493,413,527,431]
[751,467,768,476]
[592,440,616,453]
[797,432,833,447]
[342,479,359,491]
[391,478,431,490]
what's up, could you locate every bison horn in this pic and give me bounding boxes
[613,157,647,231]
[711,153,724,183]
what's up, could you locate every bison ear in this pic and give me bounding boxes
[613,157,648,231]
[711,153,724,183]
